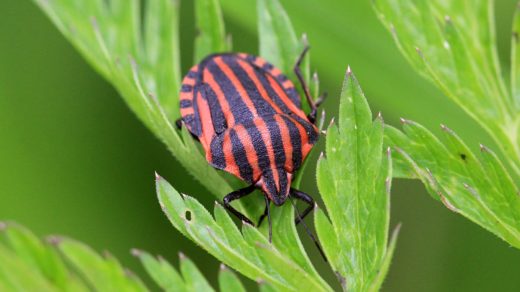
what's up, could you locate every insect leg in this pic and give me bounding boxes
[257,204,269,227]
[314,92,328,109]
[175,118,200,141]
[290,188,314,225]
[223,185,256,225]
[293,46,318,123]
[263,195,273,242]
[289,192,328,262]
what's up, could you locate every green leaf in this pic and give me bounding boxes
[179,252,215,292]
[373,0,520,178]
[32,0,248,215]
[194,0,229,63]
[512,3,520,110]
[0,244,56,292]
[0,222,150,291]
[3,222,70,289]
[257,0,300,77]
[133,249,185,292]
[257,0,311,111]
[385,120,520,248]
[57,238,147,291]
[218,265,246,292]
[315,69,398,291]
[156,175,333,292]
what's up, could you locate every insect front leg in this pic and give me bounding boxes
[223,185,256,226]
[293,46,326,124]
[289,188,328,262]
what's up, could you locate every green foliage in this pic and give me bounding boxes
[218,264,246,292]
[0,221,145,291]
[154,69,398,291]
[1,221,270,292]
[373,0,520,178]
[32,0,247,215]
[315,69,399,291]
[155,175,332,291]
[374,0,520,247]
[32,0,399,290]
[385,121,520,247]
[194,0,229,63]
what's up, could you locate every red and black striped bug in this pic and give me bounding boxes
[176,47,325,243]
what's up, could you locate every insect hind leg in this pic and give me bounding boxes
[290,188,315,225]
[290,188,328,262]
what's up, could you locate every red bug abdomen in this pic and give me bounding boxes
[179,53,318,183]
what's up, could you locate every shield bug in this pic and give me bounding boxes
[176,47,324,243]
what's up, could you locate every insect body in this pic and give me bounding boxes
[177,48,323,241]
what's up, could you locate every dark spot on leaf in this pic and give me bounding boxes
[185,210,192,221]
[514,31,519,43]
[460,153,467,161]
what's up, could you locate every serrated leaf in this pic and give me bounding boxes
[57,238,147,291]
[316,69,397,291]
[0,244,56,292]
[373,0,520,178]
[133,250,185,292]
[179,253,215,292]
[257,0,311,111]
[218,265,246,292]
[0,222,154,291]
[384,120,520,248]
[156,175,333,292]
[3,223,70,289]
[32,0,252,216]
[194,0,229,62]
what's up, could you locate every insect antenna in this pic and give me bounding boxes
[289,197,328,262]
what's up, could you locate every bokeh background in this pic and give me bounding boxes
[2,0,520,291]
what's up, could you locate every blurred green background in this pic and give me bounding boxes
[2,0,520,291]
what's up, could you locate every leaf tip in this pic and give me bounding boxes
[241,220,253,227]
[130,248,142,257]
[313,72,319,82]
[46,235,62,246]
[440,124,454,134]
[154,171,162,181]
[302,33,309,46]
[328,117,335,128]
[346,65,353,76]
[376,111,384,123]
